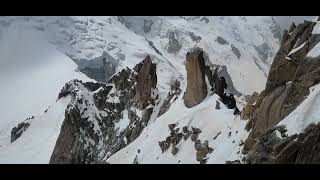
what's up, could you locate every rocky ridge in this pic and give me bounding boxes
[49,55,159,163]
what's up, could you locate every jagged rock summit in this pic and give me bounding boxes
[183,49,208,108]
[50,55,158,163]
[243,18,320,164]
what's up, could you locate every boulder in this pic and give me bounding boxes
[172,146,179,155]
[195,141,213,163]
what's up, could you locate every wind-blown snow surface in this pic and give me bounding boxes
[0,24,92,152]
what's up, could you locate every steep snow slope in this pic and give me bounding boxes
[0,24,92,149]
[277,84,320,136]
[0,96,71,163]
[107,93,248,164]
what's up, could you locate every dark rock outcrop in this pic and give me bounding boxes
[159,124,183,154]
[216,36,229,45]
[189,32,201,43]
[200,16,209,24]
[172,146,179,155]
[183,49,207,108]
[231,44,241,59]
[75,51,118,82]
[11,121,30,143]
[158,124,213,163]
[147,39,163,56]
[246,123,320,164]
[196,141,213,163]
[215,101,220,109]
[143,19,153,33]
[206,64,242,97]
[167,31,182,53]
[226,160,241,164]
[158,79,182,117]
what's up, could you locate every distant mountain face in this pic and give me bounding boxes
[0,16,293,95]
[2,16,319,164]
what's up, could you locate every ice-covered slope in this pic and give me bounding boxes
[0,24,92,149]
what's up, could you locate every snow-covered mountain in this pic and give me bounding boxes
[1,16,319,164]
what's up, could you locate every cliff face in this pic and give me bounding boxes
[243,19,320,163]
